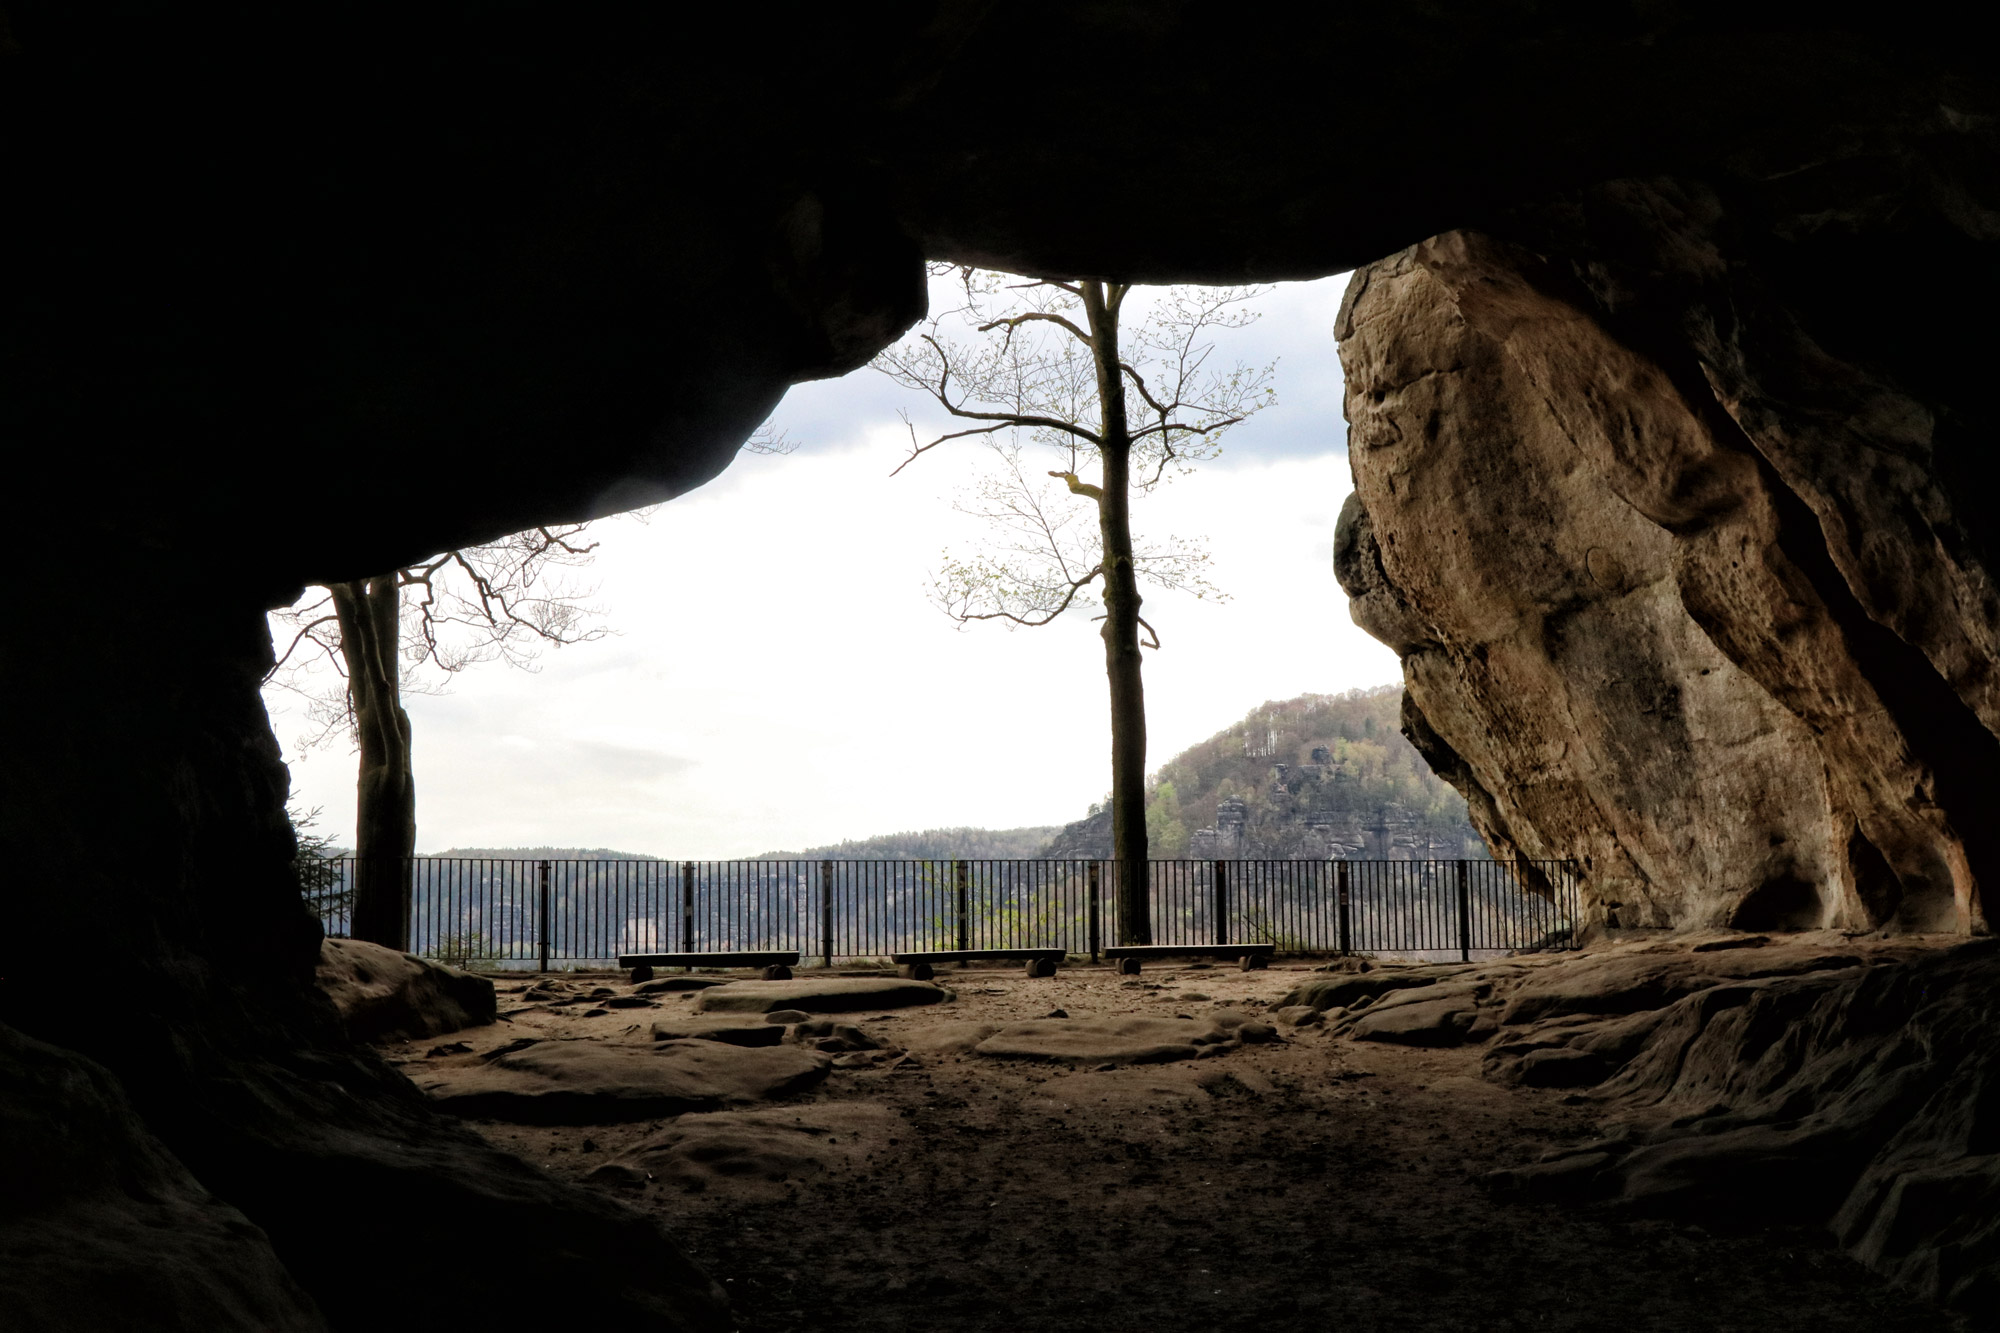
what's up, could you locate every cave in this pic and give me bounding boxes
[5,5,1997,1328]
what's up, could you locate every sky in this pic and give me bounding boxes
[265,271,1402,857]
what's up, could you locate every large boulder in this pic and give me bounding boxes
[417,1038,831,1124]
[1337,210,2000,937]
[315,938,497,1042]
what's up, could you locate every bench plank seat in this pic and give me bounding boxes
[617,950,801,969]
[891,947,1065,980]
[1102,943,1275,974]
[890,948,1065,964]
[619,950,801,983]
[1102,944,1274,958]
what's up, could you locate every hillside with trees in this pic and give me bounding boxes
[1043,686,1484,860]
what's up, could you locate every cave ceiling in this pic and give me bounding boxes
[8,3,1984,599]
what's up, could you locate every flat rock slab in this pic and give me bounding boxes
[590,1102,903,1196]
[417,1039,829,1124]
[971,1016,1245,1066]
[694,978,951,1015]
[647,1017,785,1048]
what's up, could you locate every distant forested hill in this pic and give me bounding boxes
[1043,686,1484,860]
[429,847,658,860]
[755,826,1062,861]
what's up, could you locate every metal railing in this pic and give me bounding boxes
[309,857,1580,968]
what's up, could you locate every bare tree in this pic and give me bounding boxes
[269,528,607,947]
[875,268,1274,943]
[267,524,614,948]
[268,424,796,949]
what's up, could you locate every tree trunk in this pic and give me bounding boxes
[1083,281,1152,944]
[329,575,416,949]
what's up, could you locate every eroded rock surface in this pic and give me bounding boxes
[970,1014,1271,1066]
[316,938,497,1042]
[418,1038,831,1124]
[1495,943,2000,1310]
[590,1103,904,1196]
[1338,205,2000,936]
[1305,938,1998,1312]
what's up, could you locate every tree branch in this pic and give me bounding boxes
[977,310,1093,346]
[266,614,344,678]
[889,415,1013,477]
[1047,469,1105,502]
[949,562,1102,629]
[1129,412,1245,444]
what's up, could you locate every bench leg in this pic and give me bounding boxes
[630,965,655,984]
[900,962,935,981]
[762,964,794,981]
[1024,957,1057,979]
[1239,954,1269,972]
[1116,957,1141,976]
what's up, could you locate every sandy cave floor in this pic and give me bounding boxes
[388,961,1962,1333]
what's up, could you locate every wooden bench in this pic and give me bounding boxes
[891,948,1067,980]
[618,950,801,984]
[1102,943,1275,975]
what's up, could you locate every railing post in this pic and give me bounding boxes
[1456,860,1471,962]
[536,859,551,973]
[1565,859,1582,950]
[963,859,973,952]
[1337,860,1352,956]
[680,861,696,955]
[1087,862,1102,963]
[1213,860,1229,945]
[819,860,835,968]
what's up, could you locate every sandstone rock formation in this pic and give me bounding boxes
[1278,938,2000,1310]
[315,938,496,1042]
[1338,206,2000,937]
[1478,941,2000,1311]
